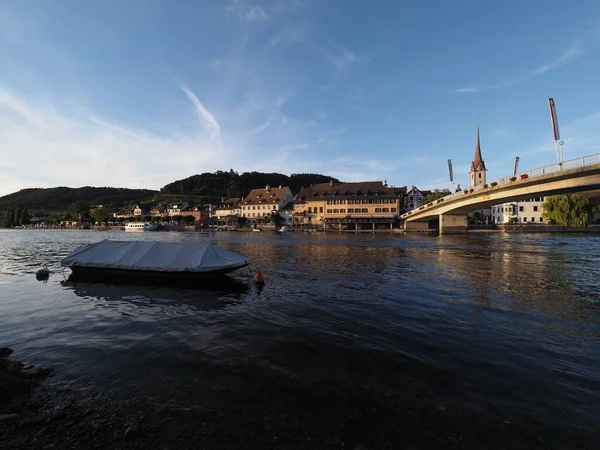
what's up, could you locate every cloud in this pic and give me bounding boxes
[177,82,221,141]
[245,6,268,21]
[455,41,591,93]
[314,40,360,69]
[226,1,269,22]
[0,85,355,197]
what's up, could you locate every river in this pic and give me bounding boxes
[1,229,599,448]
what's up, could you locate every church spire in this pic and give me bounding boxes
[470,119,486,172]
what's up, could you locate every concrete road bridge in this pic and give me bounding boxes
[402,153,600,233]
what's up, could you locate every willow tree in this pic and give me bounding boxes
[542,194,598,227]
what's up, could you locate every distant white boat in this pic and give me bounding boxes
[125,222,156,232]
[252,227,262,232]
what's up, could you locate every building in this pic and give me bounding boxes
[279,202,294,225]
[293,181,401,230]
[180,205,210,224]
[212,198,242,226]
[403,186,430,212]
[240,185,294,223]
[167,203,190,216]
[470,121,487,187]
[491,198,546,224]
[113,210,133,219]
[133,204,151,217]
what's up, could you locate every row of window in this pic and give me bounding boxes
[325,208,398,214]
[494,205,539,214]
[243,205,277,210]
[495,217,544,223]
[325,199,396,205]
[307,207,324,213]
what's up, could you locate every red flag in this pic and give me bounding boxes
[548,98,560,141]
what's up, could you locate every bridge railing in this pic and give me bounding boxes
[402,152,600,218]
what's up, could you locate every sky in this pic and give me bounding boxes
[1,0,600,197]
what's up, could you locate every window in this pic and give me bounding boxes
[320,207,323,213]
[340,209,346,213]
[375,208,382,213]
[479,173,481,178]
[523,217,527,222]
[362,208,368,213]
[519,206,524,212]
[531,217,536,222]
[333,209,339,213]
[533,206,538,212]
[540,217,544,222]
[327,209,332,213]
[273,206,276,210]
[382,208,389,213]
[348,208,354,213]
[391,208,397,213]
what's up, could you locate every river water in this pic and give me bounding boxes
[1,229,599,448]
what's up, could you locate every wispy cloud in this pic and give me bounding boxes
[455,41,592,93]
[177,82,221,141]
[315,40,360,69]
[245,6,268,21]
[226,1,269,22]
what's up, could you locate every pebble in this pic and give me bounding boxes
[124,423,139,439]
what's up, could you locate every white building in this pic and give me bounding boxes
[241,185,294,223]
[279,202,294,225]
[491,197,546,224]
[213,198,242,220]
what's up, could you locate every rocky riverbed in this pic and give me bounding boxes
[2,346,599,449]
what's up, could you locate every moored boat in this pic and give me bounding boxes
[61,240,250,279]
[125,222,157,232]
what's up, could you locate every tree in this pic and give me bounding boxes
[543,194,599,227]
[90,207,110,224]
[268,211,283,228]
[173,215,184,224]
[184,215,196,224]
[20,208,30,225]
[14,206,22,226]
[422,189,451,204]
[236,216,248,228]
[143,215,152,222]
[7,207,15,227]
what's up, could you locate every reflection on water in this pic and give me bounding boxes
[1,230,600,446]
[61,275,251,312]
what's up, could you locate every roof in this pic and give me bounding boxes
[134,203,151,210]
[470,121,487,172]
[391,186,407,196]
[242,186,290,206]
[216,197,241,210]
[280,201,294,211]
[295,181,399,202]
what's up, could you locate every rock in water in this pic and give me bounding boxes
[36,268,50,280]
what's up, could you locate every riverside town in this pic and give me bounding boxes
[4,124,600,233]
[3,2,600,449]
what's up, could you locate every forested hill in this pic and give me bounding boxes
[0,187,158,211]
[160,171,340,198]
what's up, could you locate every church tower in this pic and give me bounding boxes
[470,120,487,187]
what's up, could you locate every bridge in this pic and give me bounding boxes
[402,153,600,233]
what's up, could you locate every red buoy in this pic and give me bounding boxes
[254,270,265,284]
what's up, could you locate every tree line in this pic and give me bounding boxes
[2,206,31,227]
[161,170,340,198]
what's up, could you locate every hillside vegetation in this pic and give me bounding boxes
[0,171,339,213]
[0,187,158,212]
[161,170,339,198]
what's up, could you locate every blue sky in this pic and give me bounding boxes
[1,0,600,196]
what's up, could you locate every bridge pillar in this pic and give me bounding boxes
[439,214,468,234]
[403,221,429,232]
